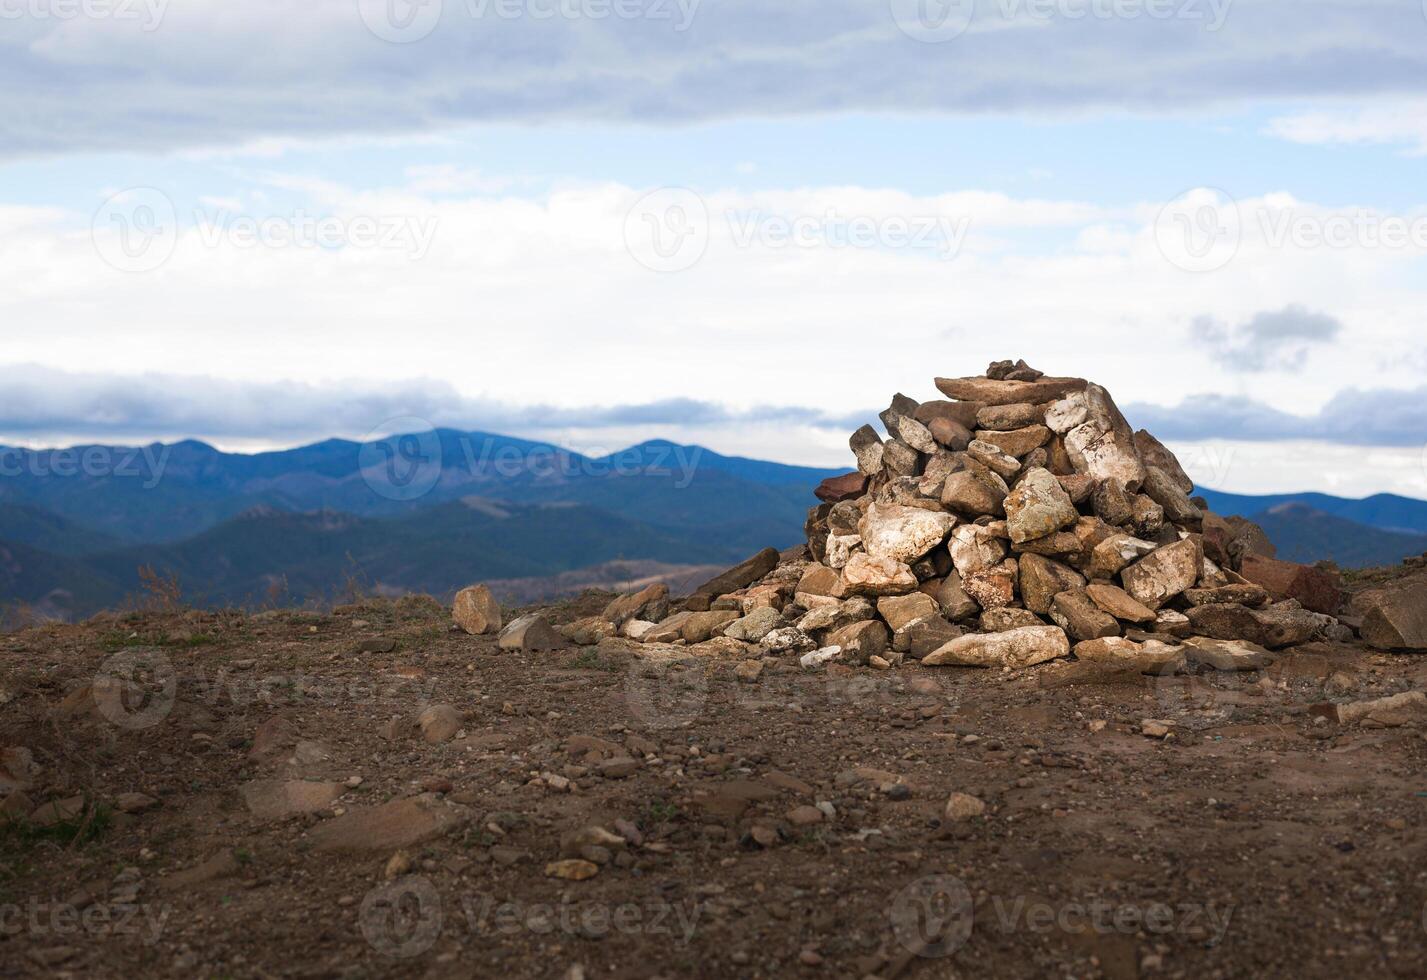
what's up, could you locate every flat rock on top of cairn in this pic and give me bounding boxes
[589,357,1349,672]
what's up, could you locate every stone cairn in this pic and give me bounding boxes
[564,359,1355,674]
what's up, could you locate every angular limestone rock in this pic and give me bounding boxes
[977,402,1042,431]
[858,502,955,564]
[949,524,1009,577]
[1133,429,1194,494]
[1334,691,1427,727]
[1049,589,1121,642]
[1181,637,1275,671]
[1073,636,1184,674]
[850,425,885,476]
[933,571,982,621]
[1005,468,1079,545]
[1058,384,1147,492]
[1356,578,1427,651]
[961,559,1018,610]
[1085,583,1157,624]
[1121,538,1201,610]
[602,584,670,627]
[498,614,570,652]
[827,620,889,663]
[1017,554,1086,615]
[974,424,1052,459]
[877,592,940,631]
[840,554,918,597]
[693,548,781,600]
[941,470,1005,517]
[453,585,502,636]
[923,625,1070,669]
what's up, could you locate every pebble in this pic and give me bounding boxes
[944,792,987,821]
[545,859,599,881]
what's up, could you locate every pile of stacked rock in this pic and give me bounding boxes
[566,360,1356,673]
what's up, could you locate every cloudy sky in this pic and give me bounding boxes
[3,0,1426,497]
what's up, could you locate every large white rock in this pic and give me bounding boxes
[859,502,956,564]
[949,524,1009,577]
[1004,468,1079,544]
[1121,538,1201,610]
[825,533,861,569]
[840,553,919,597]
[1059,384,1147,491]
[922,625,1070,669]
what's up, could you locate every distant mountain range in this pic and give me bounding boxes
[1,430,1424,621]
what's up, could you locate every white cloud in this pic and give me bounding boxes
[1,173,1423,486]
[1267,100,1427,155]
[6,0,1427,157]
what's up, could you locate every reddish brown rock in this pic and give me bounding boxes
[962,560,1018,610]
[927,417,973,451]
[1239,555,1342,616]
[1085,583,1157,624]
[310,794,470,853]
[913,399,983,431]
[1133,429,1194,494]
[814,471,868,503]
[602,583,670,626]
[693,548,780,600]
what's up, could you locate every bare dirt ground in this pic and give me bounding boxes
[1,584,1425,979]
